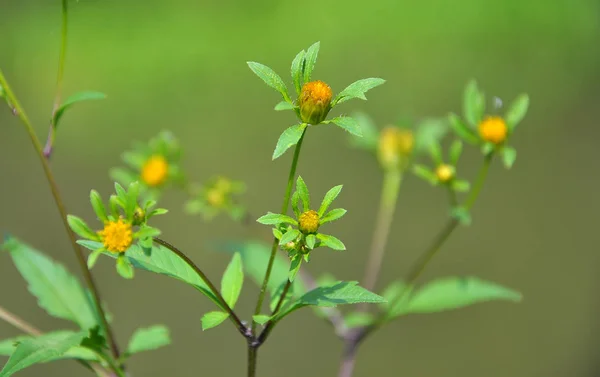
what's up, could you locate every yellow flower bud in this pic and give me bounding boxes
[298,81,333,125]
[206,188,225,208]
[141,155,169,187]
[377,127,414,170]
[435,164,454,183]
[478,116,508,144]
[298,210,320,234]
[132,206,145,226]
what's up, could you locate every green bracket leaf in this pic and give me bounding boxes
[302,42,320,83]
[247,62,290,102]
[291,49,306,95]
[53,91,106,128]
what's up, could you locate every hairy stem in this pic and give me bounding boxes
[43,0,68,158]
[152,237,248,337]
[362,170,402,294]
[0,70,121,363]
[252,128,307,332]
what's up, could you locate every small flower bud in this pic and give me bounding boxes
[435,164,454,183]
[298,81,333,125]
[141,155,169,187]
[478,116,508,144]
[377,127,414,171]
[132,206,146,226]
[206,188,225,208]
[298,210,320,234]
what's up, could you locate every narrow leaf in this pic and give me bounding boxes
[318,185,343,216]
[252,315,271,325]
[274,101,295,111]
[449,140,463,165]
[463,80,485,127]
[448,113,479,144]
[319,208,347,224]
[67,215,99,241]
[502,146,517,169]
[413,164,438,185]
[505,94,529,130]
[89,190,107,222]
[221,253,244,308]
[288,254,302,282]
[256,212,297,226]
[331,116,363,137]
[116,257,134,279]
[295,176,310,210]
[316,233,346,251]
[247,62,290,101]
[305,234,316,250]
[334,78,386,105]
[279,229,300,246]
[291,49,306,95]
[126,325,171,355]
[201,311,229,331]
[272,124,306,160]
[302,42,320,83]
[53,91,106,127]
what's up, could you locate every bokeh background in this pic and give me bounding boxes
[1,0,600,376]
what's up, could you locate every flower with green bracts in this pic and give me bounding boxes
[448,79,529,169]
[247,41,385,160]
[348,112,450,172]
[67,181,167,279]
[256,176,347,281]
[184,175,247,221]
[412,139,470,193]
[110,131,185,200]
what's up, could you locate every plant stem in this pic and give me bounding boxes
[256,278,292,344]
[152,237,248,337]
[0,69,121,363]
[362,170,402,294]
[43,0,68,158]
[338,339,358,377]
[0,305,113,377]
[247,344,257,377]
[252,128,307,333]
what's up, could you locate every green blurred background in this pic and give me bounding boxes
[1,0,599,376]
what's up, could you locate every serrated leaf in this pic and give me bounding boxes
[295,176,310,210]
[274,101,295,111]
[279,229,300,246]
[216,241,307,295]
[201,311,229,331]
[334,78,385,105]
[52,91,106,127]
[126,325,170,355]
[502,146,517,169]
[221,253,243,308]
[302,42,320,83]
[0,331,86,377]
[288,254,302,282]
[407,277,522,314]
[2,237,98,330]
[272,124,306,160]
[463,80,485,127]
[318,185,343,216]
[319,208,347,225]
[276,281,385,321]
[256,212,298,226]
[78,241,224,310]
[331,116,363,137]
[316,234,345,250]
[291,49,306,95]
[505,94,529,130]
[247,62,290,101]
[448,113,479,144]
[252,315,271,325]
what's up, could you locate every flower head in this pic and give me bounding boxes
[98,218,132,253]
[413,140,470,193]
[299,210,320,234]
[377,126,414,171]
[299,80,333,125]
[185,175,246,221]
[478,116,508,145]
[435,164,454,183]
[141,155,169,187]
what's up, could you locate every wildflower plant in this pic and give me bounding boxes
[0,4,531,377]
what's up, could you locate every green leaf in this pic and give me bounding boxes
[2,237,98,330]
[318,185,343,216]
[481,142,495,156]
[78,241,224,310]
[52,91,106,127]
[428,142,443,165]
[66,215,99,241]
[449,140,463,165]
[379,281,407,309]
[0,334,95,361]
[302,42,320,83]
[413,165,438,185]
[305,234,317,250]
[272,124,306,160]
[116,257,134,279]
[274,101,295,111]
[87,249,103,269]
[407,277,522,314]
[269,280,294,312]
[330,116,363,137]
[295,176,310,211]
[345,312,375,328]
[334,78,386,105]
[201,311,229,331]
[291,49,306,95]
[252,315,271,325]
[256,212,298,226]
[505,94,529,130]
[316,234,345,250]
[348,111,379,150]
[320,208,347,224]
[502,146,517,169]
[451,207,472,225]
[452,180,470,193]
[288,254,302,282]
[126,325,170,355]
[217,241,307,295]
[276,281,385,321]
[0,331,86,377]
[134,226,161,239]
[247,62,290,101]
[291,191,301,217]
[221,253,243,308]
[279,229,300,246]
[463,80,485,127]
[89,190,107,222]
[448,113,479,144]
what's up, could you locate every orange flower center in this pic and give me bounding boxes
[435,164,454,182]
[141,155,169,187]
[299,210,320,234]
[99,218,132,253]
[478,116,508,144]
